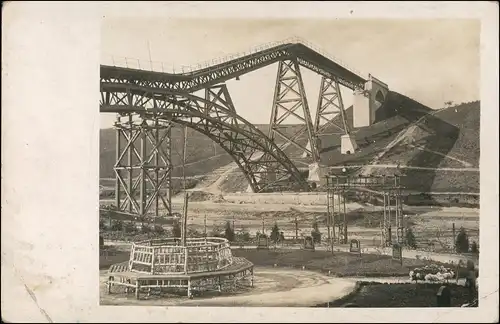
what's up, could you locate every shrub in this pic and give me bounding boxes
[311,221,322,244]
[455,227,470,253]
[141,224,152,234]
[124,221,136,234]
[224,221,235,242]
[99,218,107,231]
[470,241,479,254]
[270,223,281,243]
[110,219,124,231]
[256,231,267,239]
[172,221,181,238]
[154,224,165,235]
[237,230,251,242]
[405,228,417,249]
[188,228,201,237]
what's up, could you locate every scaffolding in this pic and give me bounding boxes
[326,174,405,248]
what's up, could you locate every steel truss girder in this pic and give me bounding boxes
[114,115,172,217]
[268,60,320,162]
[100,44,365,94]
[100,83,308,193]
[314,76,351,136]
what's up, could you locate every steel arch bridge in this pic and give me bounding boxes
[100,40,379,218]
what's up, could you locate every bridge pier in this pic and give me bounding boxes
[353,74,389,128]
[113,113,172,218]
[341,134,358,155]
[268,59,320,163]
[307,76,356,159]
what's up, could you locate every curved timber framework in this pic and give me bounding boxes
[101,80,309,217]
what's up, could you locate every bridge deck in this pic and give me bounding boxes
[101,43,366,91]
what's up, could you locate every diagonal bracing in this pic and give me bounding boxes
[268,60,320,162]
[314,76,351,137]
[114,114,172,218]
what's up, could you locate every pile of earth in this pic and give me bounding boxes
[188,191,226,203]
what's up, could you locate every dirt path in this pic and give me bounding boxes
[99,267,357,307]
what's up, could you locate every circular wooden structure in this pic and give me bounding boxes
[106,237,254,299]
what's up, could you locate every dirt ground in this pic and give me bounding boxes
[99,267,357,307]
[101,192,479,253]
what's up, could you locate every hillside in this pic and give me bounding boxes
[100,94,480,194]
[367,100,480,193]
[100,123,303,181]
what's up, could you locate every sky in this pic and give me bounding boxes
[100,18,480,129]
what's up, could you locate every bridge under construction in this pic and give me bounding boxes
[100,38,389,218]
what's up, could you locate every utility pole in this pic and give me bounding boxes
[452,222,456,251]
[181,192,189,246]
[262,216,265,236]
[204,214,207,237]
[232,215,235,232]
[343,187,347,244]
[295,216,298,241]
[182,125,188,190]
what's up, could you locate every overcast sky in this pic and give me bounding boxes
[100,18,479,128]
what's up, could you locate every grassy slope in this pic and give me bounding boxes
[371,100,480,193]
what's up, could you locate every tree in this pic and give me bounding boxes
[270,223,281,243]
[311,221,321,244]
[455,227,470,253]
[470,241,479,254]
[99,218,106,231]
[405,227,417,249]
[224,221,235,242]
[172,220,181,238]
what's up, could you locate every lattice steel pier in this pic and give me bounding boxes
[114,114,173,217]
[325,174,405,247]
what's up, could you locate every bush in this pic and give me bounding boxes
[153,224,165,235]
[172,220,181,238]
[270,223,281,243]
[256,231,267,239]
[124,221,136,234]
[141,224,152,234]
[211,230,223,238]
[311,221,321,244]
[470,241,479,254]
[236,230,251,242]
[188,228,201,238]
[99,218,107,231]
[224,221,235,242]
[110,219,124,231]
[406,228,417,249]
[455,227,469,253]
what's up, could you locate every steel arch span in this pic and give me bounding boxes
[100,82,309,198]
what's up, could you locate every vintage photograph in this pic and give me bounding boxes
[98,18,480,308]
